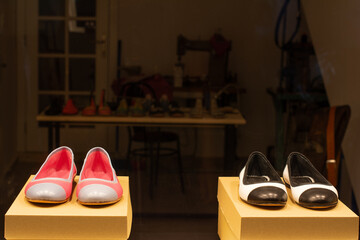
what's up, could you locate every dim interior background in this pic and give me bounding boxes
[1,0,360,239]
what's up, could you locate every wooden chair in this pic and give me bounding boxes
[120,81,185,197]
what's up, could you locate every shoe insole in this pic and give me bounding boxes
[289,154,329,186]
[291,176,315,185]
[245,155,281,184]
[247,175,271,183]
[36,149,72,179]
[83,151,113,181]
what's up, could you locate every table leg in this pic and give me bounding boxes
[224,125,237,170]
[274,98,285,171]
[115,126,119,152]
[55,123,60,148]
[155,127,160,185]
[48,124,53,153]
[144,128,154,199]
[149,140,154,199]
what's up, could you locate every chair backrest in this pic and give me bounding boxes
[302,105,351,186]
[326,105,351,186]
[119,81,157,101]
[119,81,157,136]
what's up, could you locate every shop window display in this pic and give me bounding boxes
[1,0,360,239]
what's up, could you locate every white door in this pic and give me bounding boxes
[19,0,118,152]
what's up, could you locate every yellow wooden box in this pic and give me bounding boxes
[5,175,132,240]
[218,177,358,239]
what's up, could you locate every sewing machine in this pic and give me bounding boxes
[176,34,232,87]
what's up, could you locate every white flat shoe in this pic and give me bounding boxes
[283,152,338,209]
[239,151,287,206]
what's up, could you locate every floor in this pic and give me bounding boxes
[0,152,244,240]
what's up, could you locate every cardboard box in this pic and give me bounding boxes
[5,176,132,240]
[218,177,359,240]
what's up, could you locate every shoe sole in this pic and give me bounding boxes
[78,198,121,206]
[242,198,286,207]
[247,202,286,207]
[25,197,69,204]
[298,202,338,209]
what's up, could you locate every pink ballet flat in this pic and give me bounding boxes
[76,147,123,205]
[25,146,77,203]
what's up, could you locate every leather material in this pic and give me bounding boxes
[298,188,338,208]
[25,146,76,202]
[239,168,287,200]
[326,160,337,187]
[283,165,290,185]
[26,182,66,201]
[326,107,336,160]
[243,152,283,185]
[284,182,338,203]
[77,147,123,205]
[283,152,331,187]
[247,186,287,205]
[283,152,338,208]
[76,178,123,199]
[239,151,287,206]
[326,106,337,186]
[78,184,118,203]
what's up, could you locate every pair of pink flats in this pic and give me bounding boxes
[24,146,123,205]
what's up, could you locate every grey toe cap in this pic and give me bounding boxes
[26,183,66,201]
[78,184,118,203]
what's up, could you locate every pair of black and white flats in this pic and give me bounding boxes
[239,151,338,209]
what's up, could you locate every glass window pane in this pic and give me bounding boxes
[69,58,95,91]
[38,95,64,113]
[70,0,96,17]
[69,21,96,54]
[39,21,65,53]
[70,95,91,109]
[38,58,65,91]
[39,0,65,16]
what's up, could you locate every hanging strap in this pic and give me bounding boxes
[326,106,337,186]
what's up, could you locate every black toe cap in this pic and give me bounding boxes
[248,186,287,205]
[299,188,338,208]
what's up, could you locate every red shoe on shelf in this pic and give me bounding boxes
[98,89,111,116]
[62,99,78,115]
[82,97,96,116]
